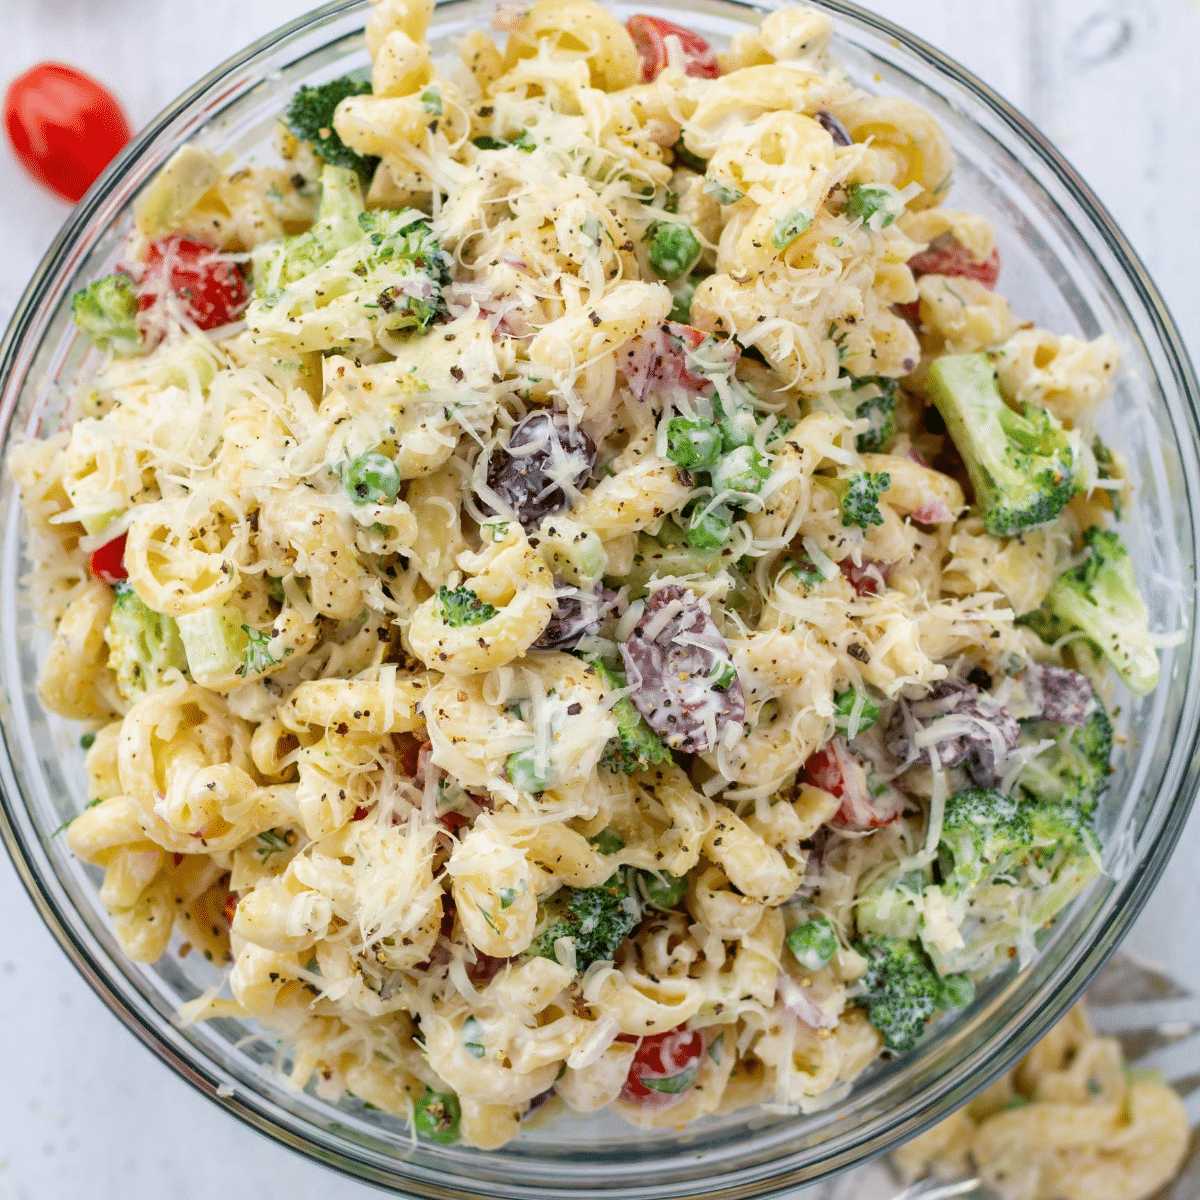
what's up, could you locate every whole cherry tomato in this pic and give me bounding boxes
[4,63,131,202]
[138,236,247,332]
[620,1025,705,1105]
[88,531,127,584]
[626,16,720,82]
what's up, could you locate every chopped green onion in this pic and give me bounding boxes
[771,208,813,250]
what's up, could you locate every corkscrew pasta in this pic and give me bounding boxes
[15,0,1160,1151]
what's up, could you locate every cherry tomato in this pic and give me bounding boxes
[805,741,905,831]
[223,890,239,927]
[4,63,131,203]
[88,532,127,584]
[138,236,247,332]
[626,16,720,82]
[907,234,1001,288]
[438,810,471,836]
[620,1025,705,1105]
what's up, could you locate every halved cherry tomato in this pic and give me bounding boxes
[138,235,247,332]
[620,1025,705,1105]
[908,235,1001,288]
[805,740,905,831]
[4,63,131,203]
[626,16,720,82]
[88,532,127,584]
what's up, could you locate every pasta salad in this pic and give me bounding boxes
[13,0,1161,1149]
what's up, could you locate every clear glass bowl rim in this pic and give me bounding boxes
[1,1,1199,1196]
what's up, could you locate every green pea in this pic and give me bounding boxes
[507,746,551,794]
[665,415,723,470]
[413,1088,461,1144]
[711,445,769,498]
[648,223,702,281]
[638,869,687,909]
[940,973,976,1010]
[786,917,838,971]
[344,450,400,505]
[668,278,697,324]
[685,504,731,549]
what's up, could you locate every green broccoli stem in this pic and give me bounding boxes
[925,352,1075,537]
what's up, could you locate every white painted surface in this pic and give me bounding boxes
[0,2,1197,1197]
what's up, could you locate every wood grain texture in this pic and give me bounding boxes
[0,3,1196,1198]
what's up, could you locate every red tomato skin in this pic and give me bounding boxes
[88,532,128,584]
[139,236,247,332]
[620,1025,705,1105]
[4,63,131,202]
[907,237,1001,289]
[626,15,720,82]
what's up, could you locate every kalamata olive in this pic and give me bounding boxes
[815,110,852,147]
[1030,663,1095,728]
[483,410,596,531]
[885,679,1019,786]
[620,583,745,754]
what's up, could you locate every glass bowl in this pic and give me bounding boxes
[1,1,1198,1196]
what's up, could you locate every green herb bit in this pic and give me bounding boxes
[256,828,292,863]
[703,180,744,205]
[436,585,497,627]
[343,450,401,505]
[463,1016,486,1058]
[648,223,702,281]
[414,1088,461,1144]
[845,183,901,231]
[80,732,96,751]
[665,415,723,470]
[637,869,687,909]
[771,208,814,250]
[240,626,288,677]
[510,130,535,152]
[833,688,881,737]
[707,659,737,692]
[589,828,626,856]
[786,917,839,971]
[420,88,443,116]
[472,135,508,150]
[668,278,698,324]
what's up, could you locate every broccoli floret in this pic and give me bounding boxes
[820,471,891,530]
[247,207,451,354]
[284,75,379,181]
[593,660,669,773]
[1025,527,1159,695]
[926,352,1075,537]
[711,445,770,501]
[106,582,187,701]
[938,787,1035,894]
[1018,706,1113,816]
[857,936,965,1052]
[531,872,641,971]
[832,375,898,453]
[71,275,141,357]
[857,867,928,940]
[436,585,497,627]
[251,164,365,297]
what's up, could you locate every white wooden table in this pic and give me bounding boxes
[0,2,1197,1197]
